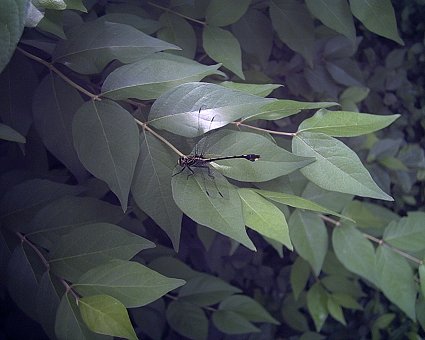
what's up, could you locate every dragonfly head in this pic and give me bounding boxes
[177,156,187,166]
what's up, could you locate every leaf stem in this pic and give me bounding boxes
[15,231,50,268]
[148,2,206,26]
[234,121,296,137]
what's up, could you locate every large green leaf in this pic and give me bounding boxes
[52,20,180,74]
[305,0,355,42]
[288,210,328,276]
[55,293,111,340]
[205,0,251,27]
[131,130,182,251]
[0,0,29,73]
[199,130,314,182]
[306,283,328,332]
[148,82,272,137]
[375,246,416,320]
[292,132,393,200]
[101,53,222,100]
[332,224,377,285]
[72,100,140,211]
[74,259,185,308]
[383,212,425,252]
[171,168,255,250]
[23,196,123,249]
[32,73,87,181]
[212,310,260,334]
[239,188,292,250]
[203,25,244,79]
[269,0,315,66]
[298,109,400,137]
[166,300,208,340]
[0,123,25,143]
[349,0,403,45]
[342,200,398,229]
[79,295,137,340]
[49,223,154,281]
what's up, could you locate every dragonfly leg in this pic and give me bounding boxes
[172,166,186,177]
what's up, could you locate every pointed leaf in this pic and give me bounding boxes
[375,246,416,319]
[419,264,425,298]
[290,257,311,300]
[289,210,328,276]
[0,123,25,143]
[307,283,328,331]
[239,188,292,249]
[49,223,155,281]
[298,109,399,137]
[101,53,222,100]
[53,20,180,74]
[148,82,272,137]
[327,296,346,325]
[203,26,244,79]
[74,259,185,308]
[79,295,137,340]
[205,0,251,26]
[292,132,393,200]
[32,73,87,181]
[212,310,260,334]
[131,130,182,251]
[220,81,281,97]
[72,100,140,211]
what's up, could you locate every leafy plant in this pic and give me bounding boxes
[1,0,424,339]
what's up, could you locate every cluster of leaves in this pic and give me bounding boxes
[1,0,425,339]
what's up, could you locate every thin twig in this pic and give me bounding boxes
[233,121,296,137]
[148,2,206,26]
[15,232,50,268]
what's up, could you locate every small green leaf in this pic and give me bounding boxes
[371,313,395,338]
[340,86,370,103]
[327,296,346,325]
[79,295,137,340]
[290,257,311,300]
[332,224,377,285]
[220,81,282,97]
[383,212,425,252]
[288,210,328,276]
[375,246,416,320]
[64,0,86,12]
[307,283,328,331]
[239,188,292,249]
[72,100,140,211]
[74,260,185,308]
[298,109,400,137]
[205,0,251,26]
[292,132,393,201]
[212,310,260,334]
[203,25,245,79]
[0,123,26,143]
[166,300,208,340]
[349,0,403,45]
[331,293,362,310]
[49,223,155,281]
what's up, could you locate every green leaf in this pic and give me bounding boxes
[246,100,339,121]
[149,82,272,138]
[255,189,352,221]
[53,20,180,74]
[101,53,222,100]
[203,25,244,79]
[340,86,370,103]
[342,200,398,229]
[205,0,251,26]
[219,295,279,324]
[305,0,355,42]
[166,300,208,340]
[32,73,87,181]
[0,123,25,143]
[97,14,159,33]
[383,212,425,252]
[371,313,396,338]
[74,259,185,308]
[290,257,311,300]
[270,0,315,66]
[331,293,362,310]
[79,295,137,340]
[239,188,292,250]
[178,274,241,306]
[321,275,364,298]
[212,310,260,334]
[23,196,123,250]
[49,223,154,281]
[55,293,111,340]
[282,295,310,332]
[306,283,328,331]
[332,224,377,285]
[0,0,29,73]
[327,296,346,326]
[37,9,65,39]
[220,81,281,97]
[326,59,363,86]
[131,130,182,251]
[375,246,416,320]
[292,132,393,201]
[200,130,314,182]
[349,0,403,45]
[419,265,425,298]
[298,109,400,137]
[64,0,86,12]
[0,179,84,230]
[288,210,328,276]
[158,12,196,59]
[72,100,140,211]
[35,0,66,10]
